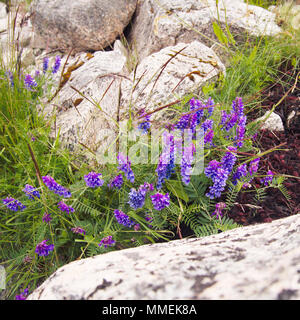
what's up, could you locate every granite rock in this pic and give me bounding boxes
[28,214,300,300]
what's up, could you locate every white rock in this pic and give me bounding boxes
[46,48,127,154]
[120,41,225,125]
[27,214,300,300]
[47,41,224,155]
[128,0,282,60]
[256,111,284,132]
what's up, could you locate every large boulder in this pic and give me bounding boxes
[27,214,300,300]
[119,40,225,126]
[30,0,137,53]
[44,43,127,154]
[50,41,225,155]
[128,0,282,61]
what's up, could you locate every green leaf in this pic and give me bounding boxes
[212,21,228,46]
[166,180,189,203]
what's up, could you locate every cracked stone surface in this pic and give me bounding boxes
[28,214,300,300]
[128,0,282,61]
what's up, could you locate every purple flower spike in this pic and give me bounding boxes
[84,172,104,188]
[24,74,37,89]
[117,153,135,183]
[23,184,40,200]
[2,197,26,211]
[212,202,226,219]
[43,57,49,74]
[114,209,135,228]
[58,201,74,214]
[128,188,146,210]
[42,175,71,198]
[249,158,260,176]
[137,109,151,134]
[15,288,29,300]
[35,240,54,257]
[42,212,52,224]
[221,146,237,174]
[150,192,170,211]
[108,174,123,189]
[52,55,61,74]
[261,170,274,186]
[71,226,86,235]
[232,163,248,185]
[98,236,115,248]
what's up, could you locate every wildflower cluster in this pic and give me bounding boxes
[23,184,40,200]
[35,240,54,257]
[84,172,104,188]
[114,209,135,228]
[42,175,71,198]
[2,197,26,211]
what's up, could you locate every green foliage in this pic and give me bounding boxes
[1,1,299,300]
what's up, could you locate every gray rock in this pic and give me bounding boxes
[27,214,300,300]
[30,0,137,53]
[128,0,282,61]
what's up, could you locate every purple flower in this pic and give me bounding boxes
[181,143,195,185]
[175,113,192,130]
[24,74,37,89]
[52,55,61,74]
[71,226,86,235]
[204,129,214,145]
[204,160,222,180]
[42,175,71,198]
[224,112,238,131]
[205,167,229,199]
[232,97,244,117]
[139,182,154,195]
[221,146,237,174]
[156,133,175,189]
[212,202,226,219]
[2,197,26,211]
[249,158,260,176]
[201,119,213,132]
[42,212,52,224]
[84,171,104,188]
[190,98,204,125]
[205,97,215,117]
[15,288,29,300]
[232,163,248,185]
[134,224,140,231]
[114,209,135,228]
[128,188,146,210]
[235,125,246,148]
[35,239,54,257]
[43,57,49,74]
[58,201,74,214]
[108,174,123,189]
[98,236,115,248]
[137,109,151,134]
[220,110,229,125]
[23,184,40,200]
[261,170,274,186]
[150,192,170,211]
[117,153,135,183]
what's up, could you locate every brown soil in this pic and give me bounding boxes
[228,65,300,225]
